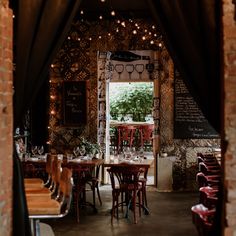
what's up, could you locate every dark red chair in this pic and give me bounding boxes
[117,125,136,153]
[107,165,144,224]
[138,124,154,151]
[191,204,216,236]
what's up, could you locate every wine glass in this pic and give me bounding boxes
[31,146,38,156]
[38,146,44,155]
[79,146,86,157]
[135,64,144,79]
[115,64,124,79]
[138,147,144,162]
[126,64,134,79]
[73,146,80,158]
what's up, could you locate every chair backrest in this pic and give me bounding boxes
[59,167,73,199]
[66,163,89,187]
[107,164,144,191]
[50,158,62,195]
[55,167,73,215]
[117,126,136,151]
[46,154,57,175]
[139,124,154,144]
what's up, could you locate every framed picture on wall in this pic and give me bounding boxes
[62,81,87,126]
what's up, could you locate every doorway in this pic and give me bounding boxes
[108,82,155,185]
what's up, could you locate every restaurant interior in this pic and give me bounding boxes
[1,0,236,236]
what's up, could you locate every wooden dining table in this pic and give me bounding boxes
[103,158,153,168]
[109,120,154,128]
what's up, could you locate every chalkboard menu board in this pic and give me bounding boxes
[174,70,219,139]
[62,81,87,126]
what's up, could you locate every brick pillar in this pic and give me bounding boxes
[222,0,236,235]
[0,0,13,235]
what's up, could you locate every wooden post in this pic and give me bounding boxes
[152,48,162,187]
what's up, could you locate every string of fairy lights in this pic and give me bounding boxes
[72,0,163,49]
[47,0,164,146]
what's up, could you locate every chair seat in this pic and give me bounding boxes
[26,187,51,197]
[27,199,61,215]
[24,178,44,184]
[25,182,44,189]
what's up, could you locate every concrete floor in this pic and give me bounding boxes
[43,186,199,236]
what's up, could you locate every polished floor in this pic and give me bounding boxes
[43,186,199,236]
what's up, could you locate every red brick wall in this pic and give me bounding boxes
[0,0,13,235]
[222,0,236,235]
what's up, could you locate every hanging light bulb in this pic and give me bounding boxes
[121,21,126,27]
[80,10,84,15]
[142,36,146,40]
[132,30,137,34]
[150,40,154,44]
[111,10,115,16]
[99,15,103,20]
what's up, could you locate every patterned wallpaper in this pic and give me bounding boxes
[48,18,220,190]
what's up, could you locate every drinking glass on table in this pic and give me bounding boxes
[79,146,86,157]
[31,146,38,156]
[73,146,80,158]
[38,146,44,155]
[138,147,144,162]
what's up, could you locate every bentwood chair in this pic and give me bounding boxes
[65,163,89,223]
[107,165,144,224]
[138,124,154,151]
[117,125,136,153]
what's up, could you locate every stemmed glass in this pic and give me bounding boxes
[115,64,124,79]
[135,64,144,79]
[31,146,38,156]
[38,146,44,155]
[123,146,131,159]
[126,64,134,79]
[79,146,86,157]
[73,146,80,158]
[138,147,144,162]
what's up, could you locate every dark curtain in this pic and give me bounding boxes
[147,0,221,133]
[14,1,82,235]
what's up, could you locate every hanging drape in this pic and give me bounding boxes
[14,0,82,235]
[147,0,221,133]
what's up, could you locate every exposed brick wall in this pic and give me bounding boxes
[222,0,236,235]
[0,0,13,235]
